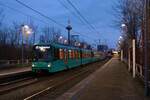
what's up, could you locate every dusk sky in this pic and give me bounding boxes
[0,0,120,48]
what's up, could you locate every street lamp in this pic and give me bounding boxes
[120,24,126,62]
[64,39,68,44]
[119,36,122,39]
[78,43,81,47]
[59,36,63,39]
[121,23,128,34]
[58,36,63,44]
[121,24,126,27]
[23,25,29,29]
[21,24,32,64]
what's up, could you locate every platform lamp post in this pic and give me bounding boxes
[120,23,126,61]
[66,20,72,45]
[21,25,25,64]
[21,24,32,64]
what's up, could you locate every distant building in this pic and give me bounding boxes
[71,35,79,41]
[97,44,108,52]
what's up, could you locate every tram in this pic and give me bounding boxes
[32,43,104,73]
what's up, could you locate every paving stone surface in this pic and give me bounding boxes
[57,56,150,100]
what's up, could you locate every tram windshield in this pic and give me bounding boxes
[33,45,52,62]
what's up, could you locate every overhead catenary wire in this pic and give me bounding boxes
[16,0,66,28]
[0,2,49,25]
[57,0,97,40]
[66,0,100,35]
[15,0,97,42]
[57,0,93,33]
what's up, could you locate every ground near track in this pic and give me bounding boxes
[0,71,33,84]
[0,59,109,100]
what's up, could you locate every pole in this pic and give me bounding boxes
[144,0,149,96]
[128,48,131,71]
[132,39,136,78]
[26,34,29,45]
[121,49,123,61]
[21,26,24,64]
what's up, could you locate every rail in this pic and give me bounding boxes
[24,70,89,100]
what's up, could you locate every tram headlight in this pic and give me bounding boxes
[32,64,35,67]
[48,63,51,67]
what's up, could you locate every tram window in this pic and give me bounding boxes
[69,50,72,59]
[74,50,76,59]
[54,48,59,60]
[88,52,90,58]
[75,50,78,59]
[82,52,84,58]
[78,51,81,58]
[71,50,73,59]
[70,50,73,59]
[85,52,86,58]
[81,51,83,58]
[78,51,79,58]
[73,50,76,58]
[80,51,82,58]
[64,49,68,59]
[86,52,88,58]
[91,52,94,57]
[71,50,74,59]
[77,51,79,59]
[74,50,75,59]
[59,49,64,59]
[86,52,87,58]
[75,51,78,59]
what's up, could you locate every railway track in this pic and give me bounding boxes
[0,59,109,100]
[0,69,38,95]
[24,70,89,100]
[0,71,32,84]
[0,76,37,95]
[0,77,34,86]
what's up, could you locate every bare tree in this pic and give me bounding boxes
[39,35,45,43]
[0,8,7,45]
[7,22,21,46]
[114,0,144,44]
[40,26,61,43]
[42,26,53,43]
[0,26,9,45]
[29,19,38,45]
[0,8,5,27]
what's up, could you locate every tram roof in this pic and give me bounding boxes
[34,43,92,52]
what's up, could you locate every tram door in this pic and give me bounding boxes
[64,49,69,69]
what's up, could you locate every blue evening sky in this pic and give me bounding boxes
[0,0,120,48]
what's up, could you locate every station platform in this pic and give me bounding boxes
[0,66,31,77]
[56,56,150,100]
